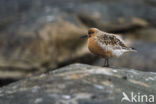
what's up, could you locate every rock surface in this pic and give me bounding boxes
[0,63,156,104]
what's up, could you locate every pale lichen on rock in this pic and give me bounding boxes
[0,63,155,104]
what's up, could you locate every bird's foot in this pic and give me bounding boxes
[103,64,110,67]
[103,63,110,67]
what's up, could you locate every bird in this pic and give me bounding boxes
[81,28,136,67]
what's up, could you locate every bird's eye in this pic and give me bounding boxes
[88,31,94,34]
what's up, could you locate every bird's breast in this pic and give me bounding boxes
[88,37,113,58]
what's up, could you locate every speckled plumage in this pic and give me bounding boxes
[86,28,136,67]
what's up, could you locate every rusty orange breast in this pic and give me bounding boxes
[88,37,113,58]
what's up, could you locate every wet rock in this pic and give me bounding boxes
[0,63,156,104]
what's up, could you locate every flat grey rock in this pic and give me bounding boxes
[0,63,155,104]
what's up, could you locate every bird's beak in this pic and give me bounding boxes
[80,34,88,39]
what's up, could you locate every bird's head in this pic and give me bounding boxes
[88,28,98,37]
[80,28,99,39]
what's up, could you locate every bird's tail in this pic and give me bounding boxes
[128,47,137,52]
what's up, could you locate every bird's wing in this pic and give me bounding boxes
[96,33,129,50]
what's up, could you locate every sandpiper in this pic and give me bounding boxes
[81,28,136,67]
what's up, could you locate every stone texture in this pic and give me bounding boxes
[0,63,156,104]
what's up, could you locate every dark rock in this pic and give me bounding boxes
[0,63,156,104]
[0,0,89,80]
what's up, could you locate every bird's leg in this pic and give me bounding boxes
[106,58,110,67]
[104,58,109,67]
[104,58,107,67]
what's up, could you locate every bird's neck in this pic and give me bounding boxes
[88,36,96,48]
